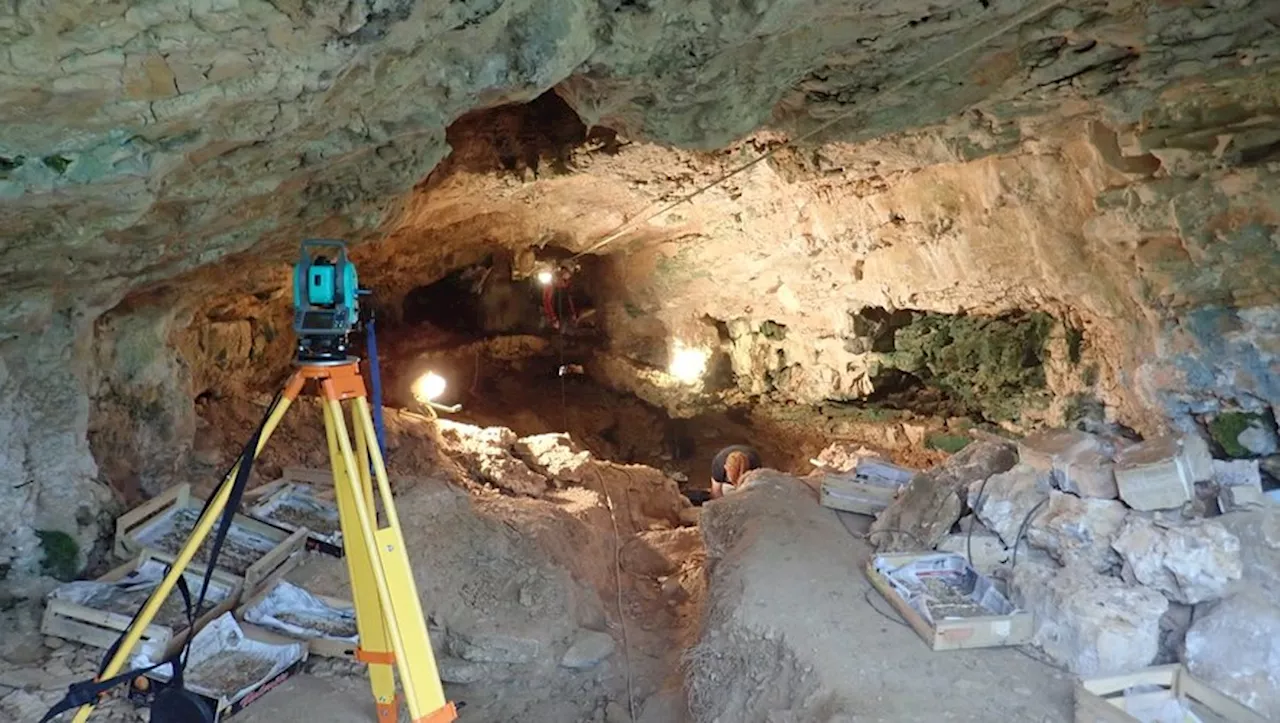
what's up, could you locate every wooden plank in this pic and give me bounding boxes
[243,528,308,596]
[1075,664,1267,723]
[114,484,189,559]
[40,553,242,654]
[236,578,358,659]
[282,467,334,486]
[864,553,1031,651]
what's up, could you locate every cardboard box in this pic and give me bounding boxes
[41,553,242,658]
[128,613,309,722]
[1075,664,1267,723]
[866,552,1033,651]
[237,577,358,659]
[116,483,308,594]
[819,457,914,516]
[247,482,344,557]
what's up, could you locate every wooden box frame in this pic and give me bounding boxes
[865,552,1034,651]
[41,552,243,656]
[235,576,358,659]
[127,619,310,722]
[1075,664,1267,723]
[246,481,345,558]
[115,483,309,594]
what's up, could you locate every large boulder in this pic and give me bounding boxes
[1012,559,1168,677]
[514,433,593,484]
[1110,516,1242,604]
[1026,491,1128,573]
[870,439,1018,550]
[1184,588,1280,720]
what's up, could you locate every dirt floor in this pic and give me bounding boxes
[1,401,1063,723]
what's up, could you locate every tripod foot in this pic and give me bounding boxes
[376,698,398,722]
[413,703,460,723]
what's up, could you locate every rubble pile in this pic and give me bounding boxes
[873,425,1280,718]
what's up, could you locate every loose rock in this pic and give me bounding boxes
[871,440,1018,550]
[1184,587,1280,720]
[1017,429,1102,476]
[966,464,1050,548]
[1026,491,1128,573]
[935,528,1009,578]
[1055,447,1119,499]
[1012,559,1167,676]
[560,630,616,670]
[447,633,542,664]
[1110,516,1242,604]
[1113,436,1200,511]
[1215,508,1280,595]
[514,433,594,484]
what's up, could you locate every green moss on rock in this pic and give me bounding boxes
[36,529,80,582]
[878,311,1055,421]
[1208,411,1262,458]
[925,433,971,453]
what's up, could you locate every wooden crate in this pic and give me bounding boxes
[41,552,242,656]
[819,458,913,516]
[1075,664,1267,723]
[116,483,309,594]
[247,482,344,557]
[865,552,1034,651]
[127,614,309,722]
[236,576,358,659]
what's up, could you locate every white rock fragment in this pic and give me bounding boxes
[1012,559,1167,677]
[560,630,616,670]
[1184,587,1280,720]
[1056,447,1119,499]
[1113,436,1203,511]
[1213,458,1263,495]
[1216,509,1280,596]
[514,433,593,484]
[1026,491,1128,572]
[1110,516,1242,604]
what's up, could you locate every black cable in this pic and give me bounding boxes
[1010,498,1049,570]
[863,588,909,627]
[967,474,994,567]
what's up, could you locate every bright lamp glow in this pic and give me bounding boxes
[412,371,447,403]
[669,344,708,384]
[536,269,554,286]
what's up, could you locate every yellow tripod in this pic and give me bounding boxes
[71,360,457,723]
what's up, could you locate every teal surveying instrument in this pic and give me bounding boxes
[43,239,457,723]
[292,239,367,363]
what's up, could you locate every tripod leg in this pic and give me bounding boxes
[71,379,302,723]
[319,387,454,722]
[324,403,399,723]
[350,396,453,722]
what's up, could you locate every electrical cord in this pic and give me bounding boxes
[568,0,1068,261]
[590,466,636,722]
[967,474,994,567]
[1010,498,1049,570]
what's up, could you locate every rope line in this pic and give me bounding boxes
[570,0,1067,261]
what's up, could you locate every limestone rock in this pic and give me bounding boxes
[1214,458,1263,488]
[1026,491,1128,573]
[1012,559,1167,677]
[1113,436,1198,511]
[436,421,548,497]
[1184,588,1280,720]
[437,657,491,685]
[447,633,542,664]
[1017,429,1102,476]
[514,433,593,484]
[871,440,1018,551]
[1219,482,1267,513]
[1216,509,1280,595]
[560,629,616,670]
[967,464,1050,549]
[935,529,1009,578]
[1111,516,1242,604]
[1156,603,1194,664]
[1056,447,1119,499]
